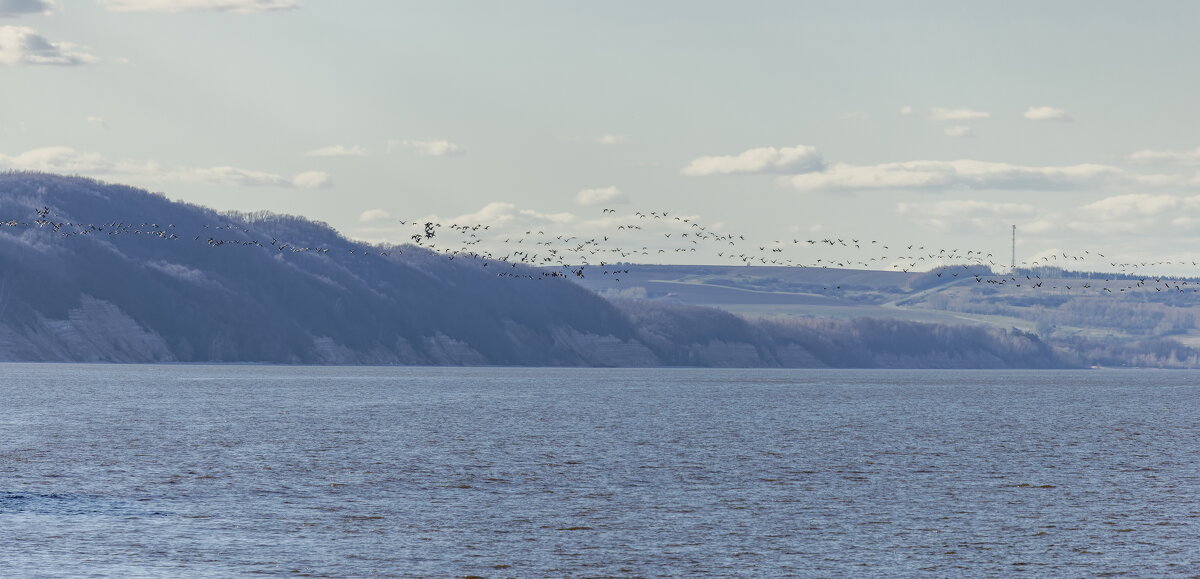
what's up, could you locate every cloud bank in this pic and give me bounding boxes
[681,145,823,176]
[783,160,1128,192]
[1129,147,1200,166]
[684,142,1200,193]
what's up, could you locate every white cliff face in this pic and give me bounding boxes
[420,333,491,366]
[308,328,665,366]
[547,327,662,367]
[683,340,773,368]
[0,295,174,362]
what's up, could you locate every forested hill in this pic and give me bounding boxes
[0,173,1069,368]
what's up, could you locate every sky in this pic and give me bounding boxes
[3,1,1200,272]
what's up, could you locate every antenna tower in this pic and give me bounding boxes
[1011,224,1016,270]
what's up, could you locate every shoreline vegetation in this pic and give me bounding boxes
[0,172,1196,368]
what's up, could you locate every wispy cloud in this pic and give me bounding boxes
[1080,193,1187,220]
[0,25,98,65]
[304,144,366,157]
[839,111,869,121]
[86,116,107,129]
[1128,146,1200,166]
[96,0,298,13]
[289,171,330,188]
[575,186,627,206]
[683,140,1200,195]
[449,202,576,229]
[898,106,913,115]
[594,134,628,145]
[681,145,823,176]
[782,160,1134,192]
[0,146,330,188]
[358,208,392,223]
[387,139,464,157]
[897,199,1037,233]
[1065,193,1200,234]
[929,107,990,121]
[1024,106,1071,121]
[944,125,974,138]
[0,0,60,18]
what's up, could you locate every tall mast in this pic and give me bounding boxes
[1011,224,1016,270]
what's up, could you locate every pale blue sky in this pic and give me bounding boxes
[3,1,1200,269]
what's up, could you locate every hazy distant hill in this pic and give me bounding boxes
[574,262,1200,368]
[0,172,1070,368]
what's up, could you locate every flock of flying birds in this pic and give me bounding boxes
[7,204,1200,296]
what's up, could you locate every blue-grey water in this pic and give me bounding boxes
[0,365,1197,577]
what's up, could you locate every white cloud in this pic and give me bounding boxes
[358,208,392,223]
[1020,219,1059,235]
[839,111,869,121]
[304,144,366,157]
[898,200,1038,218]
[1024,106,1071,121]
[575,186,628,206]
[388,139,464,157]
[0,0,59,18]
[419,203,698,242]
[0,146,330,189]
[187,166,294,187]
[898,106,913,115]
[1,146,114,172]
[944,125,974,138]
[290,170,331,188]
[1079,193,1198,220]
[897,199,1037,232]
[448,202,519,227]
[594,134,628,145]
[0,25,98,65]
[681,145,824,176]
[783,159,1127,192]
[1064,193,1200,235]
[1129,147,1200,166]
[96,0,297,13]
[930,107,990,121]
[447,202,576,229]
[86,116,106,128]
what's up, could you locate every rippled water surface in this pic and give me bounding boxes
[1,365,1197,577]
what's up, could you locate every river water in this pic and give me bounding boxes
[0,365,1196,577]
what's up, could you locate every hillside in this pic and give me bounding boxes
[572,263,1200,367]
[0,173,649,364]
[0,172,1070,368]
